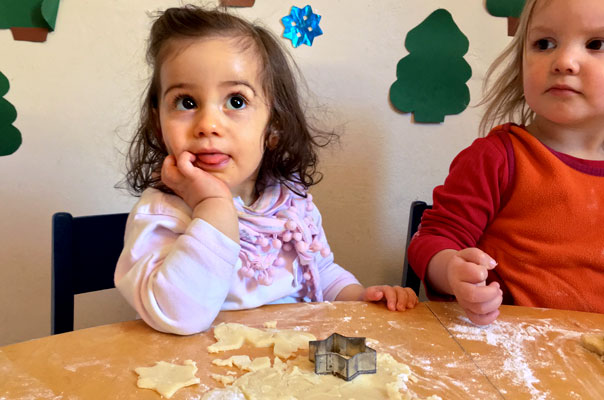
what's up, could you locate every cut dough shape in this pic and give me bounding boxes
[263,320,277,329]
[135,360,200,398]
[207,322,316,359]
[581,333,604,356]
[211,373,236,386]
[212,355,252,369]
[202,353,441,400]
[212,355,271,371]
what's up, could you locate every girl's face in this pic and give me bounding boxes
[523,0,604,129]
[157,37,270,203]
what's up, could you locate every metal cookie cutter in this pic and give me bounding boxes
[309,333,377,381]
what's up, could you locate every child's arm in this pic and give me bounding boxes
[114,189,241,335]
[408,132,511,324]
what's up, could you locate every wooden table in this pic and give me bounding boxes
[1,301,602,399]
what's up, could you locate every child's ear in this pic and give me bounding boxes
[266,120,281,150]
[267,130,279,150]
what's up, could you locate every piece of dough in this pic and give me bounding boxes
[212,355,252,369]
[212,355,271,371]
[135,360,200,398]
[581,333,604,356]
[208,322,316,359]
[211,373,236,386]
[202,353,441,400]
[263,320,277,329]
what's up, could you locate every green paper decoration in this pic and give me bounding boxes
[0,0,61,41]
[0,0,60,30]
[0,72,22,156]
[389,9,471,123]
[486,0,526,18]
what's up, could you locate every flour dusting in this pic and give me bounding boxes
[448,316,583,400]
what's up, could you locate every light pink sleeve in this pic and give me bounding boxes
[308,201,360,300]
[114,190,241,335]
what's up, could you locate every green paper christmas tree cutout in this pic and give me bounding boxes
[0,0,61,42]
[486,0,525,18]
[0,72,22,156]
[0,0,60,30]
[486,0,526,36]
[389,9,471,123]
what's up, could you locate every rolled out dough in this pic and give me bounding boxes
[581,333,604,356]
[202,353,441,400]
[207,322,316,359]
[135,359,200,398]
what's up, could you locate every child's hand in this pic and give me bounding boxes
[446,248,502,325]
[362,285,418,311]
[161,152,232,210]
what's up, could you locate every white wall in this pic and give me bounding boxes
[0,0,511,345]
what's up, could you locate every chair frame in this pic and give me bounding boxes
[51,212,129,334]
[402,201,432,295]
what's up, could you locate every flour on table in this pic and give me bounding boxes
[580,333,604,356]
[207,322,316,359]
[134,359,200,398]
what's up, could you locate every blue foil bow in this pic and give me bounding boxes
[281,5,323,48]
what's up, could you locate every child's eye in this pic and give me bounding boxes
[174,96,197,111]
[586,39,604,50]
[226,95,247,110]
[534,38,555,51]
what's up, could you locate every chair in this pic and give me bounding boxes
[402,201,432,296]
[51,211,129,335]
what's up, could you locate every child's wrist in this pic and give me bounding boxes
[192,197,235,217]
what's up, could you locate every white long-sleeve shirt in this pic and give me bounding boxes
[114,184,359,335]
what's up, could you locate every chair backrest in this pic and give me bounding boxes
[402,201,432,295]
[51,212,129,335]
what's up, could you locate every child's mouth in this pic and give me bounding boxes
[195,153,230,168]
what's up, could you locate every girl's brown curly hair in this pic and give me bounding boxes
[124,5,336,197]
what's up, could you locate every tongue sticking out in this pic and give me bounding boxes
[197,153,229,166]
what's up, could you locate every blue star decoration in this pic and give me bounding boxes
[281,5,323,48]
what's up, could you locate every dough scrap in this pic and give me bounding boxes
[212,355,271,372]
[581,333,604,356]
[135,360,200,398]
[212,355,252,369]
[207,322,316,359]
[263,320,277,329]
[211,373,236,386]
[202,353,441,400]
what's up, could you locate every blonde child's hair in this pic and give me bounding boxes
[479,0,541,136]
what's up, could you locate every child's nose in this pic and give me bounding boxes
[194,106,222,136]
[551,47,579,75]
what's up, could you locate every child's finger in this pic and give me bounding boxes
[175,151,197,176]
[455,262,489,285]
[458,248,497,269]
[394,287,414,310]
[459,289,503,317]
[465,308,500,326]
[455,281,501,305]
[379,286,397,310]
[364,287,384,302]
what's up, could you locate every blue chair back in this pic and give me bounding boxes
[51,212,128,334]
[402,201,432,295]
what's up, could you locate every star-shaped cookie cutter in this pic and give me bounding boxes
[309,333,377,381]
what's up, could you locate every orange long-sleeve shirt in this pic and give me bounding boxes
[408,124,604,313]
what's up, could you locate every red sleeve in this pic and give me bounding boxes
[407,130,512,287]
